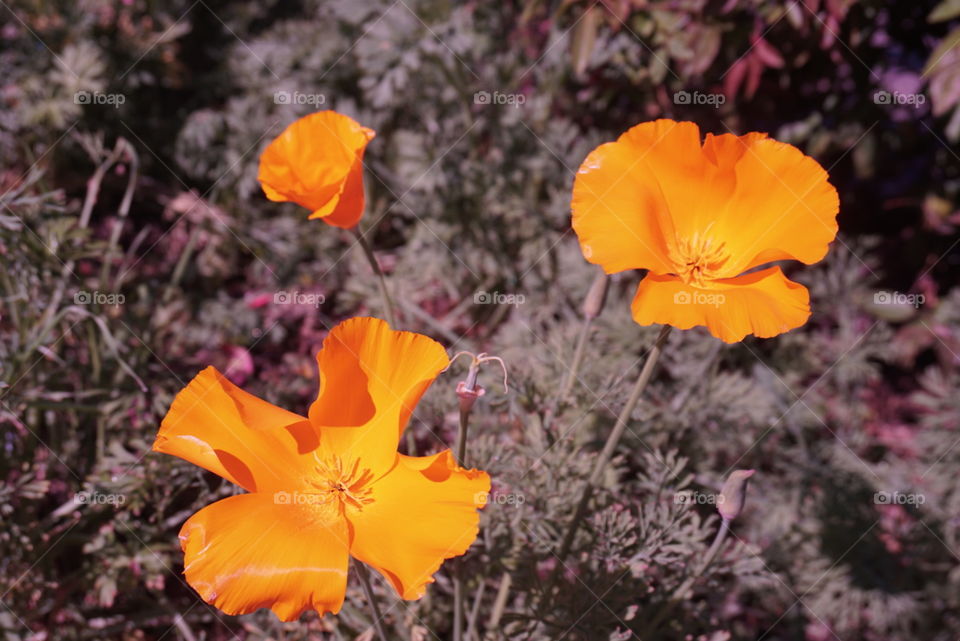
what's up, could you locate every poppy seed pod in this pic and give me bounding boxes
[456,380,486,414]
[718,469,755,521]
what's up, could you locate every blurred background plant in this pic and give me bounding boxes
[2,0,960,639]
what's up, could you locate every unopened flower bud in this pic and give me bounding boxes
[718,469,755,521]
[581,270,609,319]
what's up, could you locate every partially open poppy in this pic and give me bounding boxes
[258,111,375,228]
[153,317,489,621]
[571,119,839,343]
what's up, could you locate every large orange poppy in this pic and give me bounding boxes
[258,111,375,228]
[153,317,489,621]
[571,119,839,343]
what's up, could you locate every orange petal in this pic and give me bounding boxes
[571,137,675,274]
[346,451,489,599]
[258,111,375,228]
[630,267,811,343]
[309,152,367,228]
[308,317,449,477]
[708,134,839,274]
[615,119,738,244]
[180,493,350,621]
[701,131,768,167]
[154,367,314,493]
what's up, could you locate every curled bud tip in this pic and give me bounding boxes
[718,469,755,521]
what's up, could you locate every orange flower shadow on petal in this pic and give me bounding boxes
[571,119,839,343]
[258,111,376,229]
[154,317,490,621]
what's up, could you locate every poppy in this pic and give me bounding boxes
[154,317,490,620]
[258,110,375,228]
[571,119,839,343]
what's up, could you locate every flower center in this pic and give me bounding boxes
[668,227,730,287]
[307,455,374,512]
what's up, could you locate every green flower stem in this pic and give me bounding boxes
[484,572,512,638]
[642,518,730,637]
[355,561,389,641]
[352,227,398,328]
[453,362,480,641]
[556,324,672,561]
[544,269,608,430]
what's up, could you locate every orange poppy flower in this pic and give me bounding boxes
[258,111,376,228]
[153,317,489,621]
[571,119,839,343]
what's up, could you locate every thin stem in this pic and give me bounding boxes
[558,317,593,403]
[456,408,471,468]
[30,142,124,352]
[544,269,607,430]
[352,228,397,328]
[355,562,389,641]
[453,566,464,641]
[541,315,592,433]
[452,363,480,641]
[465,578,487,641]
[643,518,730,636]
[556,324,672,561]
[485,572,512,637]
[100,139,138,290]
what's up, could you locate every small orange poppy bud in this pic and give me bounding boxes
[258,110,375,229]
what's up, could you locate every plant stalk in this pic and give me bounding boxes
[352,227,397,328]
[452,362,481,641]
[555,324,672,560]
[355,561,389,641]
[643,518,730,636]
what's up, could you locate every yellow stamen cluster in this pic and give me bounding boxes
[668,226,731,287]
[308,455,374,512]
